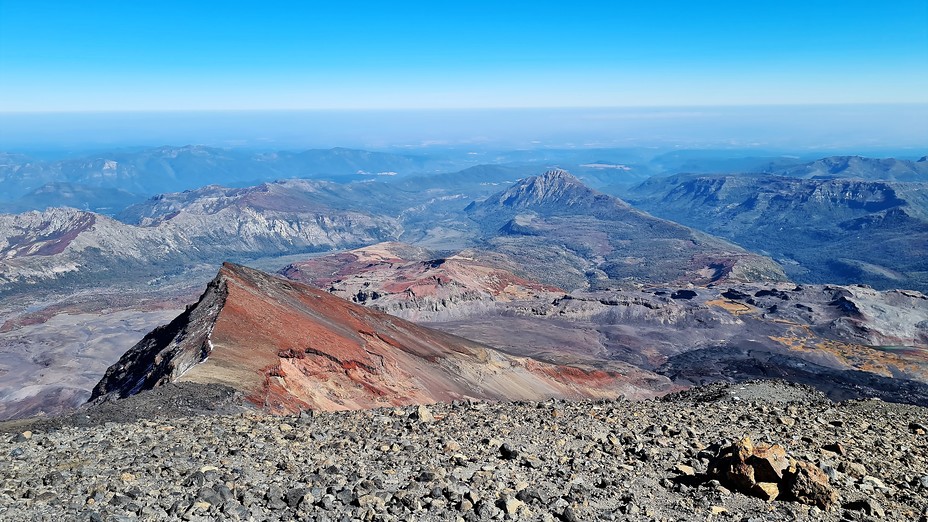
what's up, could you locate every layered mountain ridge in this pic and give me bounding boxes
[91,263,651,413]
[281,242,564,321]
[627,174,928,291]
[0,181,402,296]
[279,241,928,405]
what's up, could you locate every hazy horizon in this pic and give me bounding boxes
[2,2,926,156]
[2,105,927,156]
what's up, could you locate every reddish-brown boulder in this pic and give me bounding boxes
[709,436,837,508]
[784,461,840,509]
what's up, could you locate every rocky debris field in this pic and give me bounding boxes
[1,380,927,522]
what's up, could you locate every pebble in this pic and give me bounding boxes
[499,443,519,460]
[415,405,434,423]
[0,381,924,522]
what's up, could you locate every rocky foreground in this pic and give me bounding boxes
[1,381,927,522]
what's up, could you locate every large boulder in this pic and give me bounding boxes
[709,436,838,509]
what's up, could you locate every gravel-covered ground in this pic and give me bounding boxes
[1,380,926,521]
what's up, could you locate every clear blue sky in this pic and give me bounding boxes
[1,0,926,111]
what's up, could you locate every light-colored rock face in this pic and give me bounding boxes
[484,169,622,210]
[0,184,401,294]
[827,285,928,347]
[92,263,650,414]
[0,209,97,258]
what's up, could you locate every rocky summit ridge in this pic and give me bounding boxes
[91,263,640,413]
[1,380,926,521]
[471,169,626,212]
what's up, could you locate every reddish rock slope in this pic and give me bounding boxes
[92,263,656,413]
[281,242,563,321]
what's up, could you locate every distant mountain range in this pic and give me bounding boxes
[773,155,928,181]
[627,174,928,291]
[0,182,144,214]
[0,181,402,296]
[3,153,923,301]
[642,152,928,181]
[3,146,924,216]
[0,169,787,298]
[3,155,928,420]
[0,146,443,207]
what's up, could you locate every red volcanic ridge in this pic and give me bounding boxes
[91,263,629,413]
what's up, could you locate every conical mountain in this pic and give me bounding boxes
[91,263,632,413]
[476,169,624,211]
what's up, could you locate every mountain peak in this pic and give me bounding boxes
[91,263,628,413]
[540,167,578,180]
[532,168,584,188]
[465,169,634,221]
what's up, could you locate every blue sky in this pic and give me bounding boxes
[1,1,927,111]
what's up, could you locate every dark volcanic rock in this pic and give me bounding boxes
[784,461,840,509]
[1,380,925,522]
[90,276,229,401]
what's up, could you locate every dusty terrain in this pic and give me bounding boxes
[0,308,179,420]
[284,242,928,406]
[1,380,926,521]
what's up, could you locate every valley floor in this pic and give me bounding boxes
[1,381,926,521]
